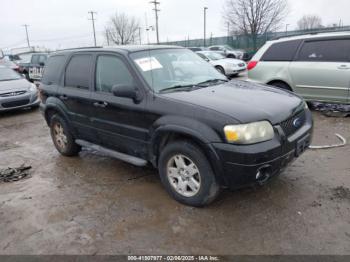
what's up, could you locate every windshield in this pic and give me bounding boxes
[0,68,22,81]
[130,49,226,93]
[223,45,234,51]
[203,52,225,60]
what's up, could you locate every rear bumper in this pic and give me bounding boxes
[212,109,313,189]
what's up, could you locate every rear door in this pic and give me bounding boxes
[289,38,350,103]
[59,53,97,142]
[90,53,148,158]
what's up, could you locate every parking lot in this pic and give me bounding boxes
[0,108,349,255]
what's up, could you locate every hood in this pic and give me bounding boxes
[161,80,304,125]
[0,79,31,94]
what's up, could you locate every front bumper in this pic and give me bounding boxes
[0,91,40,111]
[212,109,313,189]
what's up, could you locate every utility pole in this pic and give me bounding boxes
[203,7,208,47]
[150,0,160,44]
[88,11,97,46]
[22,24,30,47]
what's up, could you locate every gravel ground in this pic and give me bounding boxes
[0,106,349,255]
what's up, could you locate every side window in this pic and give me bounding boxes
[297,39,350,62]
[95,55,134,93]
[65,54,93,89]
[39,55,47,64]
[31,55,39,64]
[41,55,66,85]
[210,47,219,51]
[261,40,302,61]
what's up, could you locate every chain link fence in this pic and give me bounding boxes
[162,26,350,57]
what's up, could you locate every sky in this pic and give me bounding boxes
[1,0,349,50]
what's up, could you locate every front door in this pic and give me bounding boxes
[289,38,350,103]
[90,54,148,158]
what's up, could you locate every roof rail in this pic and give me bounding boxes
[55,46,103,52]
[272,29,350,41]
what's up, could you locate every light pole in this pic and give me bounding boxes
[204,7,208,47]
[22,24,30,47]
[88,11,97,46]
[285,24,290,34]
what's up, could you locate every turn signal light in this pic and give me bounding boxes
[247,61,258,71]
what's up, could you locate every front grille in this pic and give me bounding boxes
[280,110,306,137]
[2,99,30,108]
[0,91,26,97]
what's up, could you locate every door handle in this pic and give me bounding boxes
[59,95,68,100]
[93,101,108,108]
[337,65,350,70]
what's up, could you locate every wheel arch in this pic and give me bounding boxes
[267,79,293,91]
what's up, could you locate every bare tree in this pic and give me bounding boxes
[223,0,288,50]
[297,15,323,30]
[105,12,140,45]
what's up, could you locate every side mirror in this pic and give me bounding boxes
[112,84,142,103]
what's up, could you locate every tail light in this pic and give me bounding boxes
[247,61,259,71]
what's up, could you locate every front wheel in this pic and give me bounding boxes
[158,140,220,207]
[215,66,226,75]
[50,114,81,156]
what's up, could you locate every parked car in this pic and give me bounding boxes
[18,53,49,81]
[208,45,246,60]
[0,59,20,72]
[4,54,22,63]
[0,66,40,111]
[39,46,313,207]
[196,51,246,77]
[188,47,207,52]
[248,32,350,104]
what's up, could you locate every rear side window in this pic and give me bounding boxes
[65,54,93,89]
[297,39,350,62]
[261,40,301,61]
[95,55,134,93]
[41,55,66,85]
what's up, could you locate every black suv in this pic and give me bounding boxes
[39,46,313,207]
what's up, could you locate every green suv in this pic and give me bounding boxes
[248,32,350,104]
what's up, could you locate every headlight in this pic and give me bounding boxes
[224,121,274,144]
[29,83,37,92]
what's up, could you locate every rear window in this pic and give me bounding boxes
[297,39,350,62]
[261,40,302,61]
[41,55,66,85]
[65,54,93,89]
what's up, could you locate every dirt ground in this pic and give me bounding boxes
[0,107,349,255]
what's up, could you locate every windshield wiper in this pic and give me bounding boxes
[159,84,195,93]
[196,78,228,87]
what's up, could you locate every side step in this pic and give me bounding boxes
[75,139,147,167]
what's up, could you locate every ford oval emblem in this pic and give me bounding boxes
[293,117,302,128]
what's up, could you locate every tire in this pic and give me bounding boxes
[227,54,236,59]
[158,140,221,207]
[270,81,292,91]
[49,114,81,156]
[215,66,226,75]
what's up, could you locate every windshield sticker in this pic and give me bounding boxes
[135,57,163,72]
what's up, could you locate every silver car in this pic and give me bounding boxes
[196,51,247,76]
[248,32,350,104]
[0,66,40,111]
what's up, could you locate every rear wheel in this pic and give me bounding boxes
[158,140,220,207]
[50,114,81,156]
